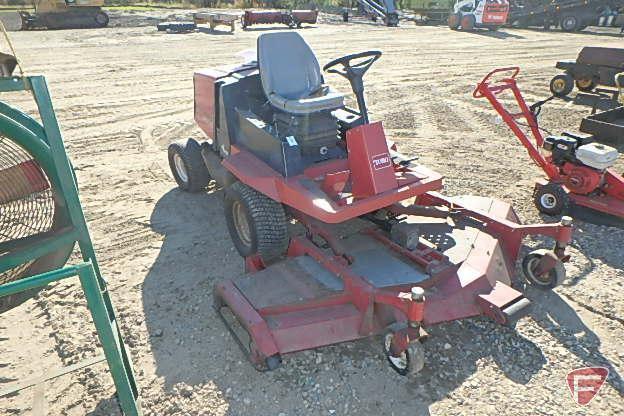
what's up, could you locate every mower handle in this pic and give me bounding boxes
[473,67,520,99]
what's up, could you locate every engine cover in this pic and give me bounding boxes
[562,163,603,194]
[575,143,618,170]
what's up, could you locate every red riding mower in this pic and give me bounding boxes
[475,67,624,221]
[168,34,574,374]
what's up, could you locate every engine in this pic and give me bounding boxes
[543,135,619,194]
[542,135,579,165]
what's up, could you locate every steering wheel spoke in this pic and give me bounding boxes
[323,50,382,81]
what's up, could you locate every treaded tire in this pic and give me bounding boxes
[168,138,210,193]
[549,73,574,97]
[534,183,569,216]
[224,182,289,262]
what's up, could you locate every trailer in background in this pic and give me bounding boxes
[508,0,624,31]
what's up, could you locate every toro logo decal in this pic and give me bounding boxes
[371,153,391,170]
[566,367,609,406]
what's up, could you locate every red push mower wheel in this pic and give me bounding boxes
[533,183,569,215]
[522,249,566,289]
[383,323,425,376]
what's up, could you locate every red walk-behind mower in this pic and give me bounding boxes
[168,33,574,374]
[475,67,624,221]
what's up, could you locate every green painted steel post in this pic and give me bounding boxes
[0,75,143,415]
[78,263,142,416]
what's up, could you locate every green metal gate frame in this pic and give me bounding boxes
[0,75,142,416]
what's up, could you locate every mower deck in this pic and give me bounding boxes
[214,194,569,369]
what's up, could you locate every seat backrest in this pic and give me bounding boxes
[258,32,322,101]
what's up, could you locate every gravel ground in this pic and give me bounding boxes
[0,9,623,416]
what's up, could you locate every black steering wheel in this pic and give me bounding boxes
[323,50,382,82]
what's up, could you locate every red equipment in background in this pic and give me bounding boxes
[482,0,509,24]
[475,67,624,220]
[241,9,318,29]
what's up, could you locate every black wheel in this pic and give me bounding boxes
[560,14,580,32]
[533,183,569,215]
[168,139,210,192]
[448,13,460,30]
[342,11,349,22]
[94,11,109,28]
[265,354,282,371]
[460,14,475,31]
[224,182,289,262]
[522,249,566,288]
[549,73,574,97]
[487,25,500,31]
[575,78,596,92]
[383,323,425,376]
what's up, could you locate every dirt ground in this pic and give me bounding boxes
[1,9,624,416]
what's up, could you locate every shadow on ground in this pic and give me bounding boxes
[138,187,622,415]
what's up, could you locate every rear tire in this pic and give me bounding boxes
[224,182,289,262]
[534,183,569,215]
[575,78,596,92]
[168,139,211,192]
[549,73,574,97]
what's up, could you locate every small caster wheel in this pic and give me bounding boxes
[265,354,282,371]
[522,249,566,289]
[534,183,569,216]
[383,325,425,376]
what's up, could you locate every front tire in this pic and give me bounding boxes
[168,139,211,192]
[383,324,425,376]
[534,183,569,215]
[522,249,566,288]
[448,13,460,30]
[224,182,289,262]
[550,73,574,97]
[560,14,580,32]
